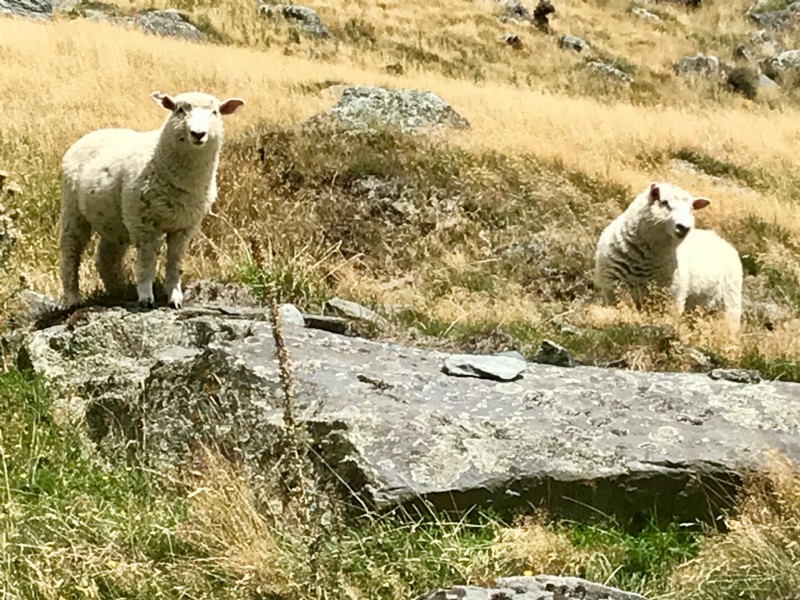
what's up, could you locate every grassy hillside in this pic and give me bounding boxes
[3,0,800,375]
[3,0,800,596]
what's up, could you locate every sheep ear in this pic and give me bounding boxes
[693,197,711,210]
[219,98,245,115]
[151,92,176,111]
[648,182,660,204]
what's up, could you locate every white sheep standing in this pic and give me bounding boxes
[594,182,743,331]
[60,91,245,309]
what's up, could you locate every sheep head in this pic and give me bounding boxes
[152,91,245,148]
[646,182,710,241]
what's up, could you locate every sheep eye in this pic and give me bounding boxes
[659,200,671,209]
[212,109,219,116]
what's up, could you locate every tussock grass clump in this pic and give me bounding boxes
[0,370,199,599]
[668,452,800,600]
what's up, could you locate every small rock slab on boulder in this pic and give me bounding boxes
[442,353,527,381]
[675,53,720,76]
[307,85,470,133]
[709,368,762,384]
[502,33,523,49]
[324,297,389,329]
[258,3,330,38]
[20,307,800,525]
[533,339,574,367]
[417,575,647,600]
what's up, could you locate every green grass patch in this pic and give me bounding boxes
[738,348,800,382]
[673,147,769,190]
[0,369,203,598]
[569,517,702,593]
[238,257,333,311]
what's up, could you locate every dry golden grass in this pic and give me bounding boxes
[489,515,597,575]
[178,449,302,597]
[667,451,800,598]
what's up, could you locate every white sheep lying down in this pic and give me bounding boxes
[594,182,743,331]
[60,91,245,309]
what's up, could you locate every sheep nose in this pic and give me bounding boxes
[675,224,690,238]
[189,130,206,142]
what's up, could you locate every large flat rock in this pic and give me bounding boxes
[19,306,800,524]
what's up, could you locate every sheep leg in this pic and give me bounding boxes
[165,230,191,309]
[59,210,92,307]
[134,235,161,308]
[723,297,742,335]
[96,238,129,296]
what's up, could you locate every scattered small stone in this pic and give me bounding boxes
[501,0,532,22]
[533,0,555,32]
[709,368,762,384]
[559,33,590,53]
[442,353,527,381]
[383,62,404,75]
[674,53,720,77]
[502,33,523,49]
[259,3,331,38]
[324,297,389,329]
[761,48,800,80]
[587,60,633,84]
[306,85,470,133]
[533,339,575,368]
[631,7,660,21]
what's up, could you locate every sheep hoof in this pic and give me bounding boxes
[137,299,155,309]
[62,293,82,309]
[168,289,183,309]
